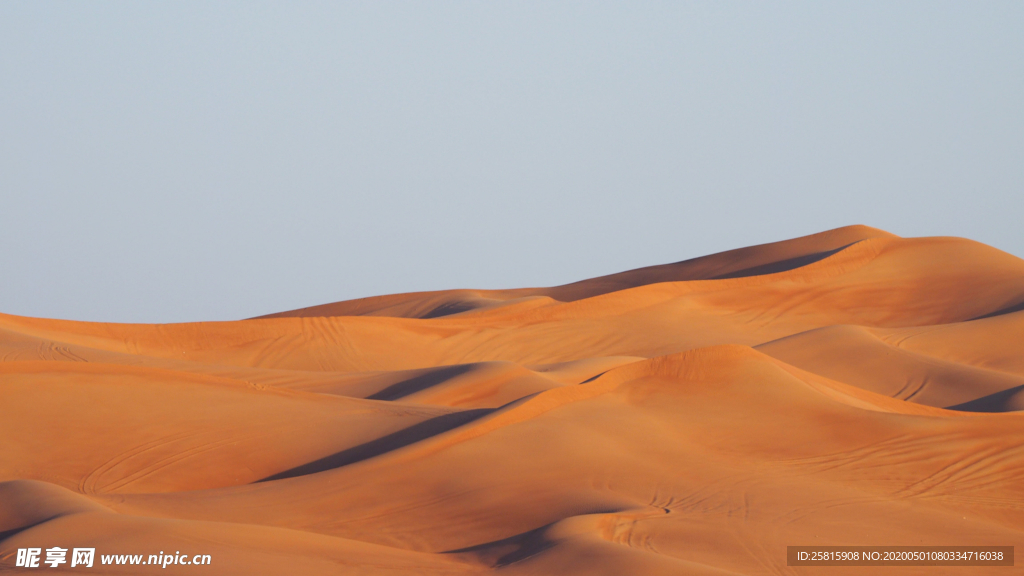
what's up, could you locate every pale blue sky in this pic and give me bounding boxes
[2,2,1022,323]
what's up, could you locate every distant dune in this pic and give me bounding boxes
[2,225,1023,574]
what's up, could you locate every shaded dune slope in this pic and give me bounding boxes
[256,225,896,319]
[3,225,1024,575]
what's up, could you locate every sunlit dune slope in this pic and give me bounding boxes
[3,225,1023,575]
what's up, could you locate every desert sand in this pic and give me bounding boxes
[2,225,1022,574]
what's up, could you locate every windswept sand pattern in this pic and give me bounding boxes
[2,225,1024,575]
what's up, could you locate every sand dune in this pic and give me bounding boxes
[757,324,1024,409]
[2,225,1023,574]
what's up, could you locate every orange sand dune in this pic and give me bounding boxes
[757,323,1024,409]
[2,225,1023,574]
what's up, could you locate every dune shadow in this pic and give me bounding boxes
[422,301,483,319]
[945,384,1024,413]
[579,370,610,384]
[711,245,849,280]
[444,507,624,567]
[969,299,1024,321]
[0,517,56,543]
[444,522,555,567]
[257,408,493,482]
[367,364,479,401]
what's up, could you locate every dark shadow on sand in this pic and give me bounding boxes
[946,384,1024,413]
[257,408,493,482]
[367,364,479,401]
[711,245,848,279]
[969,300,1024,321]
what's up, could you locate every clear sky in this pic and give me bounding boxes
[2,2,1022,323]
